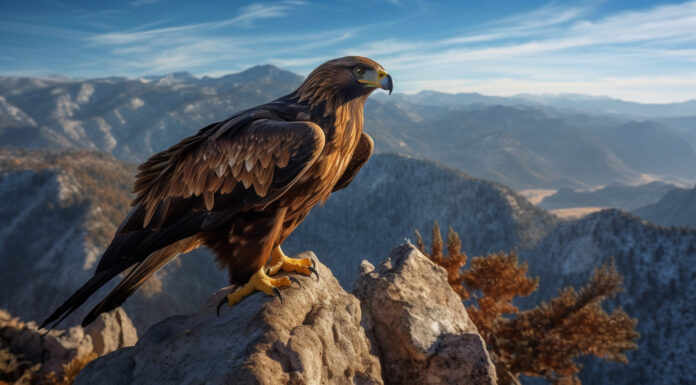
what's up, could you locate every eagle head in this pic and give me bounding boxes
[297,56,393,109]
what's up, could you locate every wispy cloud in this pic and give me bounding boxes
[229,1,307,27]
[80,0,319,74]
[486,2,593,31]
[2,0,695,102]
[365,1,696,102]
[89,0,307,46]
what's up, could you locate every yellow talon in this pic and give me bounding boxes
[217,247,319,315]
[267,246,315,277]
[217,268,291,314]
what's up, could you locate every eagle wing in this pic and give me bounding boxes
[333,132,373,191]
[131,118,326,228]
[42,116,325,328]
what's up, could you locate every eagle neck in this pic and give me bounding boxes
[329,96,366,149]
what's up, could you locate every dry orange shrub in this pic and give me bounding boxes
[43,352,98,385]
[415,223,638,385]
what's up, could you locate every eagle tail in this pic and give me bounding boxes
[80,236,201,327]
[39,266,128,330]
[41,211,207,329]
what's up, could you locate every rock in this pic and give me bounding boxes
[77,247,499,385]
[75,252,383,385]
[84,307,138,356]
[0,345,40,385]
[0,307,137,380]
[354,244,497,385]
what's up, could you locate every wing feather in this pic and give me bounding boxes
[131,118,325,228]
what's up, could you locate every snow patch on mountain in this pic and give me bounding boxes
[76,83,94,104]
[522,209,696,384]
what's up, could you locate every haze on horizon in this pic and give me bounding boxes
[1,0,695,103]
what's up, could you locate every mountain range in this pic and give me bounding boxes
[284,152,558,286]
[634,186,696,229]
[521,209,696,384]
[0,149,557,329]
[381,90,696,118]
[2,66,696,189]
[1,147,693,384]
[538,182,679,211]
[0,148,227,330]
[1,65,695,384]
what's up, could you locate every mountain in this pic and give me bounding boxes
[538,182,677,211]
[0,148,227,331]
[521,209,696,385]
[0,149,555,329]
[382,90,696,118]
[2,69,696,190]
[653,116,696,151]
[284,152,558,286]
[601,120,696,178]
[2,148,695,384]
[364,101,696,189]
[634,186,696,228]
[0,66,303,163]
[516,94,696,118]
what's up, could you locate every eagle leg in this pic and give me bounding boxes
[218,268,292,313]
[266,245,319,281]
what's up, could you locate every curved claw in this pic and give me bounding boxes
[308,265,319,282]
[273,287,283,303]
[216,296,229,317]
[289,276,302,289]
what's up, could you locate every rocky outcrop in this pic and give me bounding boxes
[76,247,496,385]
[75,252,383,385]
[83,308,138,356]
[354,244,497,385]
[0,307,136,384]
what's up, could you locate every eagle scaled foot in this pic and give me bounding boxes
[267,246,319,281]
[216,268,297,315]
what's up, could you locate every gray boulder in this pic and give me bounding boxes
[77,247,497,385]
[0,307,137,381]
[75,252,383,385]
[83,308,138,356]
[354,244,497,385]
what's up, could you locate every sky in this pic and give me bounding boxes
[1,0,695,103]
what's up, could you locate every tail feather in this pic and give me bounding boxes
[42,211,206,329]
[40,266,128,330]
[81,236,202,326]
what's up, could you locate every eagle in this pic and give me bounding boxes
[41,56,392,328]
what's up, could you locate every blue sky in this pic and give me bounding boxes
[1,0,695,102]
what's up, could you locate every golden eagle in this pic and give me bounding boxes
[41,56,392,328]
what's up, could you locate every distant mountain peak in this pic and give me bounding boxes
[141,71,197,85]
[223,64,303,84]
[244,64,282,71]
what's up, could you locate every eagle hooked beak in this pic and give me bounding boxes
[358,69,393,95]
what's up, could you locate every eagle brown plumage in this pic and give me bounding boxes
[41,56,392,328]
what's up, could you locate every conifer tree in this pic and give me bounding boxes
[416,224,639,385]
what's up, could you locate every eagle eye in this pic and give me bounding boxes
[353,67,366,76]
